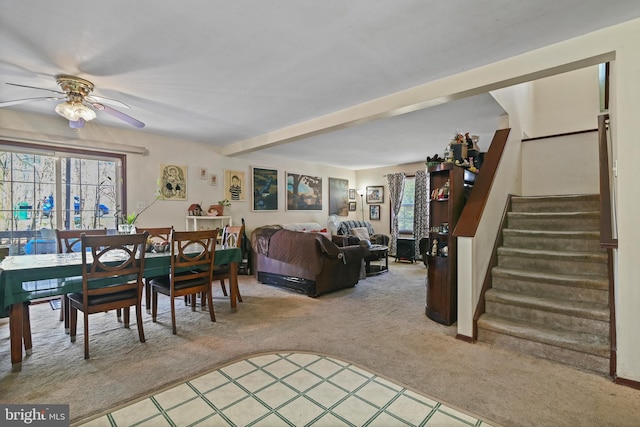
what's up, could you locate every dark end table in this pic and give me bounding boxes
[366,245,388,276]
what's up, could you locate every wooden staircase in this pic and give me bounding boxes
[477,194,611,375]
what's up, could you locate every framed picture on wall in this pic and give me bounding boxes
[209,174,218,186]
[329,177,349,216]
[349,189,356,200]
[286,172,322,211]
[366,186,384,204]
[160,164,187,200]
[349,201,356,211]
[224,169,246,202]
[252,166,278,211]
[369,204,380,220]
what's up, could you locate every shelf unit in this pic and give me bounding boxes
[185,215,232,232]
[425,163,465,325]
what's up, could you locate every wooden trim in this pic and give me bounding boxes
[0,139,129,219]
[522,128,597,142]
[455,334,474,343]
[608,247,616,377]
[614,376,640,391]
[454,128,510,238]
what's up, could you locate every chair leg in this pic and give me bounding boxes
[220,281,228,296]
[83,311,90,359]
[123,307,130,328]
[63,295,70,334]
[136,303,145,343]
[152,290,158,322]
[237,286,243,303]
[69,304,78,343]
[171,296,177,335]
[207,291,216,322]
[145,279,151,314]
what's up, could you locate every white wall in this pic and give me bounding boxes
[521,132,599,196]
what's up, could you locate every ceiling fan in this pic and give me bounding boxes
[0,74,145,129]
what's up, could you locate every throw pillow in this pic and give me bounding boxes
[351,227,370,241]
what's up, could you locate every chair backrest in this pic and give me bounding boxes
[170,229,218,289]
[221,225,244,249]
[56,228,107,253]
[80,232,149,299]
[136,226,173,243]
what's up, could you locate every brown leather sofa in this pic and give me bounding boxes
[251,225,366,297]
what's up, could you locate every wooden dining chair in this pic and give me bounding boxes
[55,228,108,331]
[150,229,218,334]
[67,231,149,359]
[135,226,173,313]
[213,224,244,302]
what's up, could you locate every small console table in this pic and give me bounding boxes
[185,215,232,232]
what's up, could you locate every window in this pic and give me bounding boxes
[0,143,125,255]
[397,176,415,234]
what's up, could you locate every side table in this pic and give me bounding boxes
[366,245,389,276]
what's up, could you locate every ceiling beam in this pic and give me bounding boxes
[223,52,614,157]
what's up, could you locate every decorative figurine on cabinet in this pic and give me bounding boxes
[431,238,439,256]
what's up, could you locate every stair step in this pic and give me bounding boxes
[491,267,609,290]
[478,313,609,357]
[497,247,608,276]
[502,229,604,252]
[484,288,610,335]
[506,211,600,231]
[491,267,609,304]
[511,194,600,213]
[477,314,610,375]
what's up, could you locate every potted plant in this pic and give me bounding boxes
[209,199,231,216]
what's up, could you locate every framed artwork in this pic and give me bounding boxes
[369,204,381,220]
[349,189,356,200]
[366,186,384,204]
[252,166,278,211]
[160,164,187,200]
[224,169,246,202]
[209,174,218,186]
[199,167,208,180]
[286,172,322,211]
[349,201,356,211]
[329,177,349,216]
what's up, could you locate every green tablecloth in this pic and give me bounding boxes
[0,247,242,314]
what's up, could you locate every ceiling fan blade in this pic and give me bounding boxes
[90,102,145,128]
[85,95,131,109]
[0,96,65,107]
[6,82,66,95]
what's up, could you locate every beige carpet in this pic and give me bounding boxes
[1,262,639,426]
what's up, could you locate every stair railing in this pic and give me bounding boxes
[598,113,617,249]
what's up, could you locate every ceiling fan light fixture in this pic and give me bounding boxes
[54,101,96,122]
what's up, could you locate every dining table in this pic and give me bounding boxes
[0,246,242,371]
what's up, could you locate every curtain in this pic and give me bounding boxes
[413,169,429,259]
[386,172,405,256]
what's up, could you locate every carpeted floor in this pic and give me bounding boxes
[1,262,640,426]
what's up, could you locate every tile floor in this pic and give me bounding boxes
[77,352,496,427]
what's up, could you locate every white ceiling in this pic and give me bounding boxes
[2,1,640,169]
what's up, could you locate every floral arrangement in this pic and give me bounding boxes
[116,192,163,225]
[217,198,231,208]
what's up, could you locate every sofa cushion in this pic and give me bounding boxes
[350,227,370,241]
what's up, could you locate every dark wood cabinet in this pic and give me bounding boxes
[425,163,465,325]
